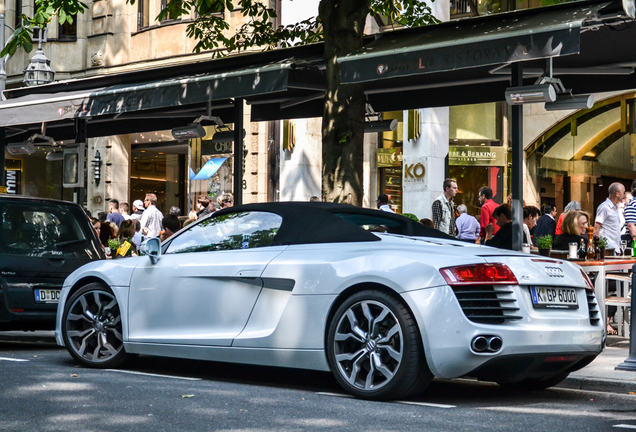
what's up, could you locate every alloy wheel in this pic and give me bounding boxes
[65,289,124,363]
[333,300,404,391]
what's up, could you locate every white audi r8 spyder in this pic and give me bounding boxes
[55,202,604,400]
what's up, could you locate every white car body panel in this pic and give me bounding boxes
[127,246,288,346]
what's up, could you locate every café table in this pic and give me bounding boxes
[577,257,635,326]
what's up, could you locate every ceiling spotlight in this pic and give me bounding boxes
[545,94,594,111]
[171,124,206,141]
[505,84,557,105]
[7,142,36,155]
[364,119,399,133]
[46,151,64,161]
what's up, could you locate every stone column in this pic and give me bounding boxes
[401,0,450,220]
[279,118,322,201]
[402,108,450,220]
[87,135,130,216]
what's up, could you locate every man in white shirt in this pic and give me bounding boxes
[376,194,395,213]
[140,193,164,238]
[595,182,625,252]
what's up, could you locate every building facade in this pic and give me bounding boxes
[2,0,635,229]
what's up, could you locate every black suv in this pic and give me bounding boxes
[0,195,105,330]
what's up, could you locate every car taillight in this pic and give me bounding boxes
[440,263,518,286]
[579,269,595,292]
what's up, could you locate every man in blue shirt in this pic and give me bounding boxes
[106,199,125,228]
[455,204,479,243]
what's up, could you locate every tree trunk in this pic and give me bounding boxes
[319,0,369,206]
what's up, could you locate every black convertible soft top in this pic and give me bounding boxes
[212,202,454,246]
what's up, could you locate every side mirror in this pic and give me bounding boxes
[141,237,162,264]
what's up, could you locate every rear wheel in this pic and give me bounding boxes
[62,283,132,368]
[326,290,433,400]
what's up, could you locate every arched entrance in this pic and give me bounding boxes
[525,92,636,217]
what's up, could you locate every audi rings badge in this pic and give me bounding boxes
[544,267,564,278]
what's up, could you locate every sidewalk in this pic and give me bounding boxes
[1,331,635,394]
[558,336,636,394]
[0,330,57,345]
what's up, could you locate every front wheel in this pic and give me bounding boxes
[326,290,433,400]
[62,283,133,368]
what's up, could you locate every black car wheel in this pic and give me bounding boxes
[327,290,433,400]
[62,283,132,368]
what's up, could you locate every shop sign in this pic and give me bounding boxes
[377,147,403,168]
[403,158,427,184]
[3,159,22,195]
[449,146,506,166]
[201,140,234,156]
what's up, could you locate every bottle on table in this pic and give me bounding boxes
[594,237,600,261]
[578,239,587,260]
[587,236,596,261]
[632,236,636,258]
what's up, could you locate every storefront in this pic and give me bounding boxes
[449,102,507,216]
[525,92,636,218]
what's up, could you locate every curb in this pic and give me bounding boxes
[558,376,636,394]
[0,331,57,345]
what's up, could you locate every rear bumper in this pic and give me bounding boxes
[402,286,604,379]
[0,289,57,330]
[466,351,598,383]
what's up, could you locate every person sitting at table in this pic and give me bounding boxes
[553,211,589,250]
[484,204,513,250]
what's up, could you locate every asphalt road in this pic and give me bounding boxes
[1,341,636,432]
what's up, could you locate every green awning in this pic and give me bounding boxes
[0,62,291,128]
[338,1,615,84]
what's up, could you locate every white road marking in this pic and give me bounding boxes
[105,369,201,381]
[479,406,634,420]
[397,401,456,409]
[316,392,354,398]
[316,392,455,408]
[0,357,29,362]
[614,425,636,429]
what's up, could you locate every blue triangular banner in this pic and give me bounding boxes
[189,167,197,180]
[192,157,228,180]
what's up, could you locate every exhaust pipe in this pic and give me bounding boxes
[487,336,503,352]
[471,336,489,352]
[471,335,503,353]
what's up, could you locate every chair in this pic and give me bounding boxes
[605,273,632,337]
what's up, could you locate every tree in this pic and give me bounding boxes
[3,0,437,205]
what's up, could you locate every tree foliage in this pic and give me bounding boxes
[3,0,438,206]
[3,0,437,58]
[2,0,87,57]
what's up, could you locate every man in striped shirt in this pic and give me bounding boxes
[624,180,636,238]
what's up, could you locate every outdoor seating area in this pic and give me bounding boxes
[579,259,633,337]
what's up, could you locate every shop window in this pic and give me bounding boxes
[450,103,502,143]
[130,140,185,216]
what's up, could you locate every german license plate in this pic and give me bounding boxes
[530,286,578,309]
[34,289,61,303]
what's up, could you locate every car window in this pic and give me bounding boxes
[165,211,282,254]
[333,213,407,234]
[0,203,92,256]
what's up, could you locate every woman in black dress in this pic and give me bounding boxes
[553,211,589,250]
